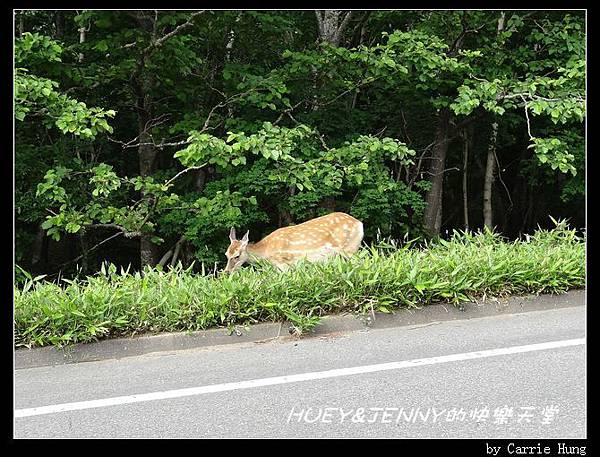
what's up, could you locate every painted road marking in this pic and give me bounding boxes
[15,338,585,418]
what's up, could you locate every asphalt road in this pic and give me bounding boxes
[14,304,586,438]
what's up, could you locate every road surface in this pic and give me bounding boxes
[14,304,586,438]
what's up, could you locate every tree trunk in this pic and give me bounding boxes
[31,224,48,272]
[279,186,296,226]
[54,11,64,39]
[78,25,86,63]
[313,10,353,207]
[321,196,336,213]
[315,11,353,46]
[312,11,354,111]
[423,108,452,236]
[78,232,89,275]
[138,127,158,268]
[18,12,24,37]
[225,13,242,61]
[482,12,506,231]
[132,13,158,269]
[136,81,160,267]
[483,120,498,230]
[461,126,472,230]
[194,169,207,193]
[225,13,242,118]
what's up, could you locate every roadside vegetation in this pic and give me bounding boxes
[15,221,585,348]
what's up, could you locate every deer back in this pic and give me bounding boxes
[250,212,364,265]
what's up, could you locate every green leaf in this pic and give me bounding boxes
[41,219,54,230]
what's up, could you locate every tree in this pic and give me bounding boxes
[15,29,115,271]
[450,11,585,231]
[15,10,585,277]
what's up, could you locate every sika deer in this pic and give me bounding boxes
[224,212,364,273]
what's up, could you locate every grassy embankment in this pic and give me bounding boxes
[15,223,585,348]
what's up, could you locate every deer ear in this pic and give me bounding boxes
[229,227,236,242]
[241,230,249,244]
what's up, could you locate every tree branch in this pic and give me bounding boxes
[107,82,265,151]
[148,10,206,53]
[449,12,485,54]
[158,235,187,268]
[337,11,354,40]
[273,99,309,125]
[57,231,124,269]
[108,135,191,150]
[520,94,534,140]
[85,223,141,238]
[408,141,436,188]
[165,163,208,187]
[170,235,186,267]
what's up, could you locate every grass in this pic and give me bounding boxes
[14,222,585,348]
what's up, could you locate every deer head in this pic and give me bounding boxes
[224,227,250,273]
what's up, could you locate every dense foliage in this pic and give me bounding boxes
[15,10,585,277]
[15,223,585,348]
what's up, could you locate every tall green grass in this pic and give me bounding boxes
[15,222,585,348]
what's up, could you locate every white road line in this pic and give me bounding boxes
[15,338,585,418]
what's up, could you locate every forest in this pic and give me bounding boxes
[15,10,586,279]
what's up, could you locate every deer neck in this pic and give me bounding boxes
[245,242,264,262]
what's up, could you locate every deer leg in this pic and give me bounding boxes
[275,262,290,272]
[338,250,353,259]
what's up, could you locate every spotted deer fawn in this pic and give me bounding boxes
[224,212,364,273]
